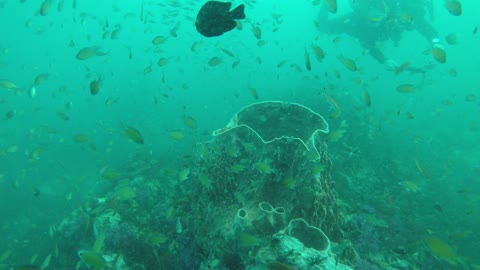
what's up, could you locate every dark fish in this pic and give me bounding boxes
[195,1,245,37]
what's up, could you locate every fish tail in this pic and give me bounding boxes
[230,4,245,20]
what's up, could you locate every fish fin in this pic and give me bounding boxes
[230,4,245,20]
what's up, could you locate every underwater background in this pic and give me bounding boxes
[0,0,479,269]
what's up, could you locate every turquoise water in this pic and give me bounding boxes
[0,0,479,269]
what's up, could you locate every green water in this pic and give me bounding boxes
[0,0,478,269]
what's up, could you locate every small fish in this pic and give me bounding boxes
[178,168,190,181]
[208,56,222,66]
[76,46,106,60]
[28,87,36,98]
[220,48,235,57]
[444,0,462,16]
[248,87,259,99]
[399,181,420,192]
[33,73,49,85]
[415,159,430,179]
[254,161,274,174]
[251,24,261,39]
[168,130,184,141]
[195,1,246,37]
[191,41,202,52]
[396,84,416,93]
[110,27,121,40]
[304,47,311,71]
[5,109,16,120]
[324,0,337,13]
[33,187,40,197]
[40,254,51,270]
[323,93,341,111]
[124,127,144,144]
[363,91,371,107]
[78,250,105,269]
[337,55,357,71]
[474,24,479,34]
[89,77,102,95]
[395,61,411,75]
[39,0,51,16]
[157,57,168,67]
[170,23,180,37]
[311,45,325,62]
[176,217,183,233]
[465,94,476,102]
[0,80,18,89]
[432,45,446,63]
[445,33,457,45]
[72,134,89,143]
[183,116,197,129]
[152,36,167,45]
[424,236,458,265]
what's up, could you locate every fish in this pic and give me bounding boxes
[324,0,337,13]
[424,236,458,266]
[168,130,184,141]
[337,55,357,71]
[248,87,259,99]
[474,24,479,34]
[311,45,325,62]
[183,116,197,129]
[78,250,105,269]
[399,181,420,192]
[396,84,416,93]
[195,1,246,37]
[124,127,144,144]
[178,168,190,182]
[251,24,261,39]
[5,109,16,120]
[220,48,235,57]
[415,159,430,179]
[323,93,341,111]
[445,33,457,45]
[395,61,411,75]
[208,56,222,66]
[33,73,49,85]
[465,94,476,102]
[444,0,462,16]
[363,91,371,107]
[39,0,51,16]
[76,46,106,60]
[152,36,167,45]
[0,80,18,89]
[73,134,89,143]
[304,48,311,71]
[254,161,274,174]
[432,45,446,63]
[89,77,102,95]
[157,57,168,66]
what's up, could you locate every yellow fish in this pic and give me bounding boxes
[324,0,337,13]
[424,236,458,266]
[399,181,420,192]
[396,84,416,93]
[444,0,462,16]
[168,130,184,141]
[78,250,105,269]
[124,127,144,144]
[432,45,446,63]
